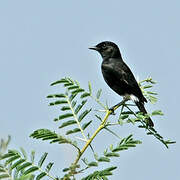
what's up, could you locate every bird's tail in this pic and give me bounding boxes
[135,101,154,127]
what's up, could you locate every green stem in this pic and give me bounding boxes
[73,99,127,166]
[73,110,111,166]
[124,105,169,148]
[33,164,56,180]
[66,95,87,141]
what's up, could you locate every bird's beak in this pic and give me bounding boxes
[89,46,99,51]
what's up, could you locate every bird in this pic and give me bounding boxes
[89,41,154,127]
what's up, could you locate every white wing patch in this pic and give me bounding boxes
[124,94,139,102]
[130,94,139,102]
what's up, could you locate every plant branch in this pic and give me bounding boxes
[73,110,111,166]
[72,99,127,166]
[66,95,87,142]
[32,162,56,180]
[124,105,171,148]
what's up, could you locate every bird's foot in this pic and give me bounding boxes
[109,107,116,115]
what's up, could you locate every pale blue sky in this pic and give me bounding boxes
[0,1,179,179]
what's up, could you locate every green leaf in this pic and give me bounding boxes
[119,138,125,145]
[56,113,73,121]
[31,151,35,163]
[119,114,129,120]
[125,144,136,147]
[20,147,27,159]
[75,80,80,86]
[109,144,113,151]
[24,166,39,175]
[143,85,153,89]
[64,82,74,87]
[82,166,117,180]
[10,159,26,170]
[47,94,66,98]
[72,88,84,95]
[88,82,92,95]
[30,129,73,145]
[0,174,10,179]
[74,100,87,114]
[78,109,91,122]
[50,79,68,86]
[95,114,102,121]
[17,162,32,171]
[38,153,48,168]
[96,89,102,99]
[102,177,108,180]
[5,155,20,165]
[104,152,119,157]
[30,129,57,140]
[98,157,110,162]
[94,153,98,161]
[0,150,18,160]
[66,128,80,135]
[59,120,76,128]
[82,120,92,130]
[128,140,142,144]
[62,168,69,172]
[82,158,88,165]
[69,94,77,102]
[54,113,73,121]
[138,125,146,128]
[36,172,46,180]
[165,140,176,144]
[111,135,141,152]
[49,100,67,106]
[125,134,133,142]
[68,85,79,90]
[152,110,164,116]
[80,92,90,98]
[145,77,156,84]
[71,100,77,107]
[61,106,71,111]
[147,91,158,95]
[155,133,163,139]
[45,162,53,173]
[104,166,117,172]
[126,118,136,124]
[88,162,98,167]
[112,147,128,152]
[148,95,157,104]
[147,132,153,135]
[0,167,5,173]
[121,111,134,115]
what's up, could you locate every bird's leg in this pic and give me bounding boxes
[109,107,116,115]
[109,97,129,115]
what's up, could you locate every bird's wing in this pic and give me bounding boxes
[102,60,146,103]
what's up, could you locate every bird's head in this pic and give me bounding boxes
[89,41,121,59]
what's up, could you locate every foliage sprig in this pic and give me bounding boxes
[0,77,175,180]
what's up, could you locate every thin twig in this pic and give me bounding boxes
[73,109,111,165]
[72,99,127,166]
[66,95,87,142]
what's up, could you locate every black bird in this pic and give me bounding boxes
[89,41,154,127]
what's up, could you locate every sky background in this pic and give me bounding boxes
[0,0,179,179]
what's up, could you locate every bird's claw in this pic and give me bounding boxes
[109,108,116,115]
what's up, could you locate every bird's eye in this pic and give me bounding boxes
[102,43,106,48]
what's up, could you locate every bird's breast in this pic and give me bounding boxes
[101,61,127,96]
